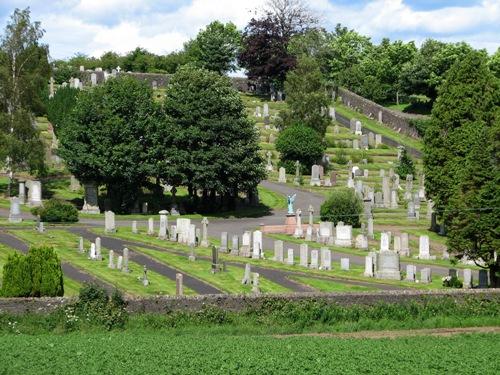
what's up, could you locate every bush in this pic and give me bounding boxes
[67,284,128,331]
[275,124,326,172]
[396,147,415,178]
[31,199,78,223]
[320,188,363,227]
[333,149,348,165]
[1,246,64,297]
[442,276,463,288]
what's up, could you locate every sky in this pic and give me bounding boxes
[0,0,498,60]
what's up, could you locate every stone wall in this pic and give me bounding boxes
[1,289,498,315]
[337,87,427,139]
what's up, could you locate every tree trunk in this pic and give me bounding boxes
[490,264,500,288]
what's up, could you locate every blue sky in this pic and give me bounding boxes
[0,0,498,59]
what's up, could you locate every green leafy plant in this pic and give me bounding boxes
[320,188,363,227]
[31,199,78,223]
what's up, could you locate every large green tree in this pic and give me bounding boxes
[160,64,265,209]
[424,50,500,286]
[281,55,330,135]
[185,21,241,74]
[0,8,48,192]
[58,76,156,212]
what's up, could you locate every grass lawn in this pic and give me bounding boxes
[290,275,377,292]
[0,332,497,374]
[9,230,187,296]
[133,246,290,294]
[334,102,423,151]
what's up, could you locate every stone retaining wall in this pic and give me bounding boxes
[1,289,498,315]
[337,87,426,139]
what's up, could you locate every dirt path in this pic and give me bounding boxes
[274,326,500,339]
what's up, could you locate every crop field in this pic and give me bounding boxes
[0,332,497,374]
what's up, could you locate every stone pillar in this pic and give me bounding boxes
[132,220,138,234]
[122,248,129,273]
[158,210,168,239]
[176,273,183,295]
[18,182,26,204]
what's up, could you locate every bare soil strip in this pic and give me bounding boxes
[274,326,500,339]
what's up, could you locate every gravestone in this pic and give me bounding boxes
[104,211,116,233]
[368,132,375,147]
[147,218,154,235]
[242,264,251,284]
[108,250,115,269]
[286,248,294,265]
[158,210,168,239]
[220,231,228,253]
[310,250,319,269]
[211,246,221,273]
[95,237,102,261]
[478,270,488,288]
[375,134,382,147]
[37,221,45,233]
[116,255,123,270]
[263,103,269,117]
[393,235,401,253]
[400,233,410,256]
[29,180,42,207]
[382,177,391,208]
[69,176,80,192]
[390,189,398,209]
[310,165,321,186]
[418,235,431,259]
[293,209,303,238]
[255,106,261,117]
[122,248,129,273]
[187,224,196,247]
[91,72,97,86]
[320,248,331,270]
[367,217,374,239]
[201,218,210,247]
[278,167,286,183]
[142,266,149,286]
[266,151,273,172]
[240,231,251,257]
[252,273,260,294]
[305,225,313,241]
[274,240,284,262]
[463,269,472,288]
[8,197,22,223]
[252,230,263,259]
[188,245,196,261]
[380,232,390,251]
[340,258,350,271]
[364,253,376,277]
[335,223,352,247]
[375,251,401,280]
[176,218,192,244]
[319,222,333,243]
[329,107,335,120]
[170,225,177,241]
[352,139,359,150]
[407,201,416,219]
[420,268,431,283]
[299,244,308,267]
[448,269,457,278]
[405,265,416,282]
[18,182,26,204]
[230,235,239,256]
[355,234,368,249]
[330,171,337,186]
[78,237,84,253]
[89,243,96,259]
[176,273,183,295]
[81,183,100,214]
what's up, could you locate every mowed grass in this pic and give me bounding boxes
[290,276,377,292]
[0,332,497,374]
[9,229,186,296]
[134,246,291,294]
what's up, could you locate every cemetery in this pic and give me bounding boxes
[0,2,498,374]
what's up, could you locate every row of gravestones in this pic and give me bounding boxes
[8,181,42,223]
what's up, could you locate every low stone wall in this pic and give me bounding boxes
[1,289,498,315]
[337,87,426,139]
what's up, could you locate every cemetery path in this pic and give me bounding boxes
[65,227,398,292]
[335,111,422,158]
[68,227,223,295]
[0,230,115,293]
[274,326,500,339]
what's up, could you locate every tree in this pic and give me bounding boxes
[45,85,79,135]
[58,76,155,212]
[488,47,500,79]
[281,55,330,135]
[275,124,325,172]
[320,188,363,227]
[424,51,499,286]
[239,0,316,91]
[122,47,154,72]
[160,64,265,209]
[99,51,122,71]
[185,21,241,74]
[395,147,415,178]
[0,8,48,191]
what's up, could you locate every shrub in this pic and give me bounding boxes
[320,188,363,227]
[68,284,128,331]
[333,149,348,165]
[396,147,415,178]
[31,199,78,223]
[275,124,325,172]
[1,246,64,297]
[442,276,463,288]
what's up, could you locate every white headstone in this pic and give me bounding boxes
[405,264,416,282]
[299,244,308,267]
[8,197,22,223]
[274,240,284,262]
[340,258,350,270]
[463,269,472,288]
[252,230,263,259]
[158,210,168,239]
[320,248,331,270]
[420,268,431,283]
[278,167,286,183]
[380,232,390,251]
[29,180,42,207]
[364,253,375,277]
[418,235,431,259]
[147,218,154,235]
[220,231,228,252]
[241,231,251,257]
[310,165,321,186]
[104,211,116,233]
[310,250,319,269]
[335,223,352,247]
[286,248,294,265]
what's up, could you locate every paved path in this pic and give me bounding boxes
[69,227,222,295]
[0,230,115,293]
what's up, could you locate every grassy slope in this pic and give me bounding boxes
[0,332,497,374]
